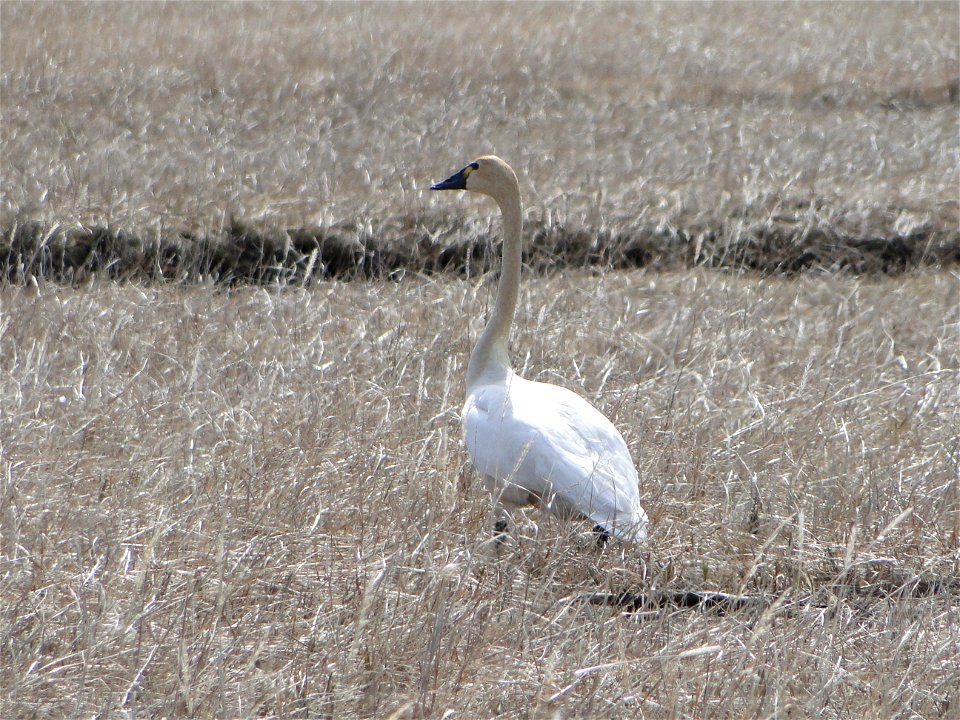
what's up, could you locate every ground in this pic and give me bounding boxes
[1,3,958,718]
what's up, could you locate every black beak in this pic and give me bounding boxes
[430,165,470,191]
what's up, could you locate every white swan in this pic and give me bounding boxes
[431,155,648,544]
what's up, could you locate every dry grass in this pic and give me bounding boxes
[2,2,958,277]
[1,271,958,718]
[2,3,959,718]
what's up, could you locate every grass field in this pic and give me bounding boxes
[2,2,959,719]
[2,2,958,278]
[2,272,958,718]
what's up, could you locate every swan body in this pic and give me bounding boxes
[431,155,648,544]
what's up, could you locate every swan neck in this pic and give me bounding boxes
[467,189,522,390]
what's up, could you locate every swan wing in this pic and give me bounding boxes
[463,376,648,542]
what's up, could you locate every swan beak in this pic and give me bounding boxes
[430,165,471,191]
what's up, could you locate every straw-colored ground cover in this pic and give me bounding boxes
[2,2,958,278]
[2,271,957,718]
[1,2,958,718]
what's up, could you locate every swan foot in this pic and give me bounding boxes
[593,524,612,548]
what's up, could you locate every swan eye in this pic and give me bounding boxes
[463,162,479,178]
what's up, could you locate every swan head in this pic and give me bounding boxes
[431,155,518,202]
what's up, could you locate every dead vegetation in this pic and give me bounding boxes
[1,273,957,718]
[1,2,959,718]
[2,2,958,282]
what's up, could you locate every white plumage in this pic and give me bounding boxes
[431,155,648,544]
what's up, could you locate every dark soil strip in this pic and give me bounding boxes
[583,567,959,617]
[3,212,957,285]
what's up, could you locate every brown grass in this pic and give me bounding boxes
[2,271,958,718]
[2,2,958,278]
[1,3,959,718]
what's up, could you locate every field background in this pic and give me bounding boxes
[2,1,958,278]
[2,2,959,719]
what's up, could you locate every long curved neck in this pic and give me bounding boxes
[466,188,522,391]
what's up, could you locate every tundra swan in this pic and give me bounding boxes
[431,156,649,544]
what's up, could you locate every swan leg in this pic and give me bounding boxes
[482,474,517,541]
[493,506,512,542]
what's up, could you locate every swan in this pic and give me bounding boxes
[431,155,649,544]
